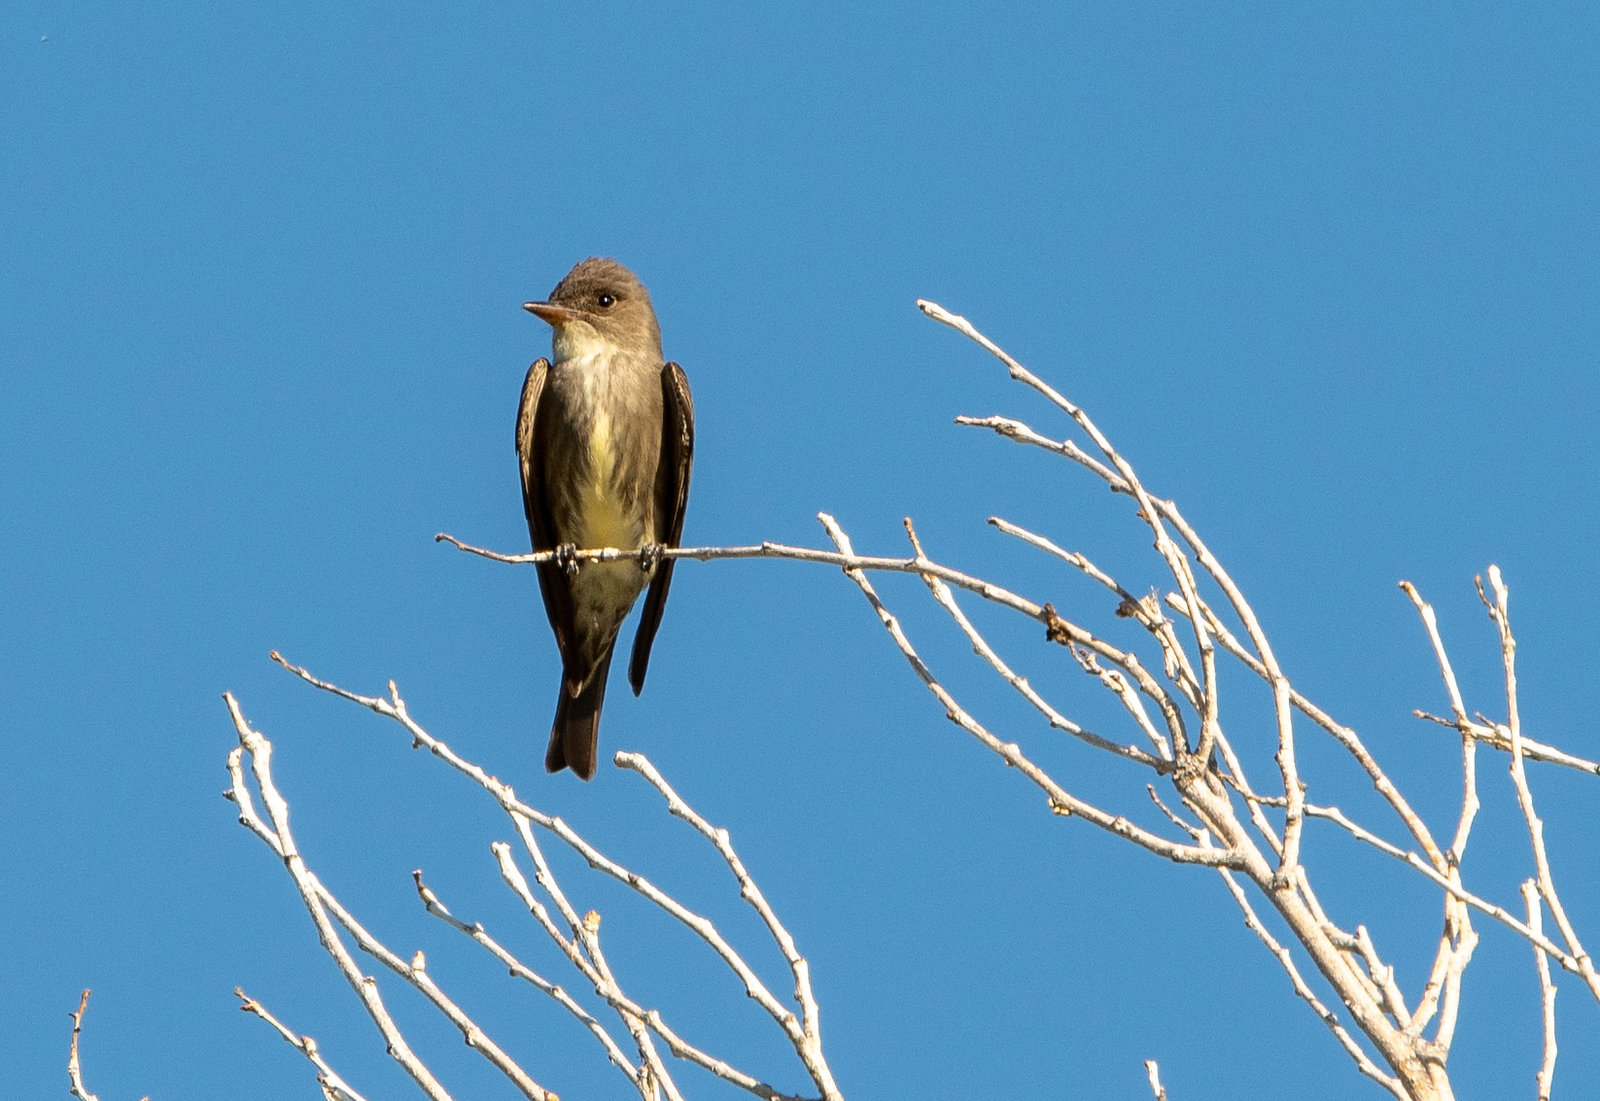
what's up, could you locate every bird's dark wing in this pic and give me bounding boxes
[629,360,694,694]
[516,358,576,656]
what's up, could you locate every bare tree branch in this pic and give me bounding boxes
[615,751,836,1094]
[411,872,644,1089]
[214,295,1600,1101]
[235,658,842,1101]
[906,519,1169,765]
[1144,1059,1168,1100]
[416,301,1600,1100]
[236,988,371,1101]
[1521,881,1559,1101]
[1482,566,1600,1004]
[1216,864,1407,1098]
[816,513,1241,868]
[225,695,547,1101]
[68,990,104,1101]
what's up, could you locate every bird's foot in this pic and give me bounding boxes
[638,542,665,573]
[554,543,582,578]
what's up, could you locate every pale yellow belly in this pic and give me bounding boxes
[572,405,650,551]
[569,405,652,653]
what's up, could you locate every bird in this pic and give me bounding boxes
[515,258,694,780]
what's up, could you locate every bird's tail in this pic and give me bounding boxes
[545,654,612,781]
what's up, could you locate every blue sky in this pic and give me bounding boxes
[4,3,1598,1098]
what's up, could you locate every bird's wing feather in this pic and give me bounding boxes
[516,358,577,657]
[628,360,694,694]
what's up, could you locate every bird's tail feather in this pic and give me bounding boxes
[546,655,611,781]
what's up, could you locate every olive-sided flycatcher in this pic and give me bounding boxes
[516,258,694,780]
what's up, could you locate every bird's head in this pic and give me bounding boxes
[524,257,663,362]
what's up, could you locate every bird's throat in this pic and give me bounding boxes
[552,320,614,364]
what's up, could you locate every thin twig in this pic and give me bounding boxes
[1522,881,1558,1101]
[905,519,1169,766]
[1395,581,1483,1051]
[1410,711,1598,775]
[1242,793,1578,972]
[1483,566,1600,1002]
[989,517,1203,715]
[913,301,1223,767]
[941,383,1304,875]
[438,532,1046,619]
[68,990,107,1101]
[438,529,1192,754]
[237,988,372,1101]
[1144,1059,1168,1100]
[612,754,838,1101]
[1400,581,1478,866]
[993,518,1296,854]
[1170,589,1446,872]
[1211,866,1405,1098]
[487,838,687,1101]
[411,872,643,1090]
[1354,926,1413,1029]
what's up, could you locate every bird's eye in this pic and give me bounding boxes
[597,293,616,308]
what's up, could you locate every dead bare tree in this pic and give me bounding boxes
[71,301,1593,1100]
[428,300,1597,1099]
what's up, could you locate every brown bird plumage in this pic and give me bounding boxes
[516,258,694,779]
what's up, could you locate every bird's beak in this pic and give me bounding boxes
[523,300,587,326]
